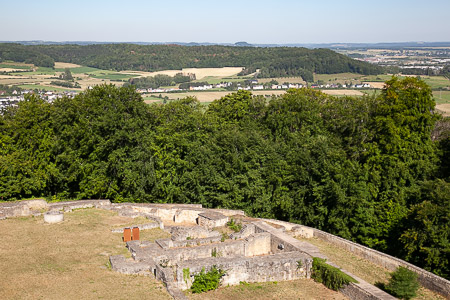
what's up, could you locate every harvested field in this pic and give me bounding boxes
[321,90,364,96]
[144,89,366,104]
[436,103,450,116]
[364,81,385,89]
[145,90,287,103]
[54,62,82,69]
[122,67,243,80]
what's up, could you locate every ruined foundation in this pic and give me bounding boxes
[1,199,448,300]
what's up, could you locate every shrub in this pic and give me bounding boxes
[311,257,357,291]
[227,218,242,232]
[384,267,419,300]
[190,266,226,293]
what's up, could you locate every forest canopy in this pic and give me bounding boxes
[0,78,448,279]
[0,43,383,80]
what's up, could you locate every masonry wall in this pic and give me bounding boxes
[175,252,311,290]
[310,228,450,298]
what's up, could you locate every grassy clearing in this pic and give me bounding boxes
[187,278,347,300]
[297,237,445,300]
[0,208,171,300]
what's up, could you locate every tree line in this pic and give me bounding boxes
[0,43,383,81]
[0,78,448,279]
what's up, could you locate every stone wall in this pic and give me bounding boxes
[310,227,450,298]
[175,251,311,290]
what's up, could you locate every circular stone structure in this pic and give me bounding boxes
[44,211,64,224]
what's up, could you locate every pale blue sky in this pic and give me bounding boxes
[1,0,449,43]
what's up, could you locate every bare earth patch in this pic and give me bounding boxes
[0,209,171,300]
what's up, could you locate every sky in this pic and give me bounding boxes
[1,0,449,44]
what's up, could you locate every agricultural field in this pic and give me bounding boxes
[314,73,363,83]
[143,89,368,104]
[257,77,306,84]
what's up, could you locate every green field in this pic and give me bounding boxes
[18,84,73,92]
[198,76,248,84]
[0,63,32,70]
[433,91,450,104]
[314,73,363,82]
[87,70,137,80]
[361,74,450,90]
[15,67,57,76]
[67,66,100,74]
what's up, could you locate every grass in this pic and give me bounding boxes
[87,70,137,81]
[314,73,363,83]
[68,67,100,74]
[297,237,445,300]
[187,278,347,300]
[18,84,73,92]
[433,91,450,104]
[0,63,32,70]
[0,208,171,300]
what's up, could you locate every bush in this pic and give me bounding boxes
[384,267,419,300]
[190,266,226,293]
[312,257,358,291]
[227,218,242,232]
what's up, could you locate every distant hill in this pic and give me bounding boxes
[0,43,384,81]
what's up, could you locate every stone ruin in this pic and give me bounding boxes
[1,199,449,300]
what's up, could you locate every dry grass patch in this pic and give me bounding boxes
[121,67,243,80]
[436,103,450,116]
[321,90,364,96]
[298,237,445,300]
[363,81,385,89]
[188,278,347,300]
[0,208,171,300]
[54,62,82,69]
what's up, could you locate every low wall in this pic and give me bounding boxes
[310,227,450,297]
[256,218,449,298]
[175,251,311,290]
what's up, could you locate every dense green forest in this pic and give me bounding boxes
[0,78,448,279]
[0,43,383,81]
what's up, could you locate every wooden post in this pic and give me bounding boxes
[132,227,140,241]
[123,227,132,242]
